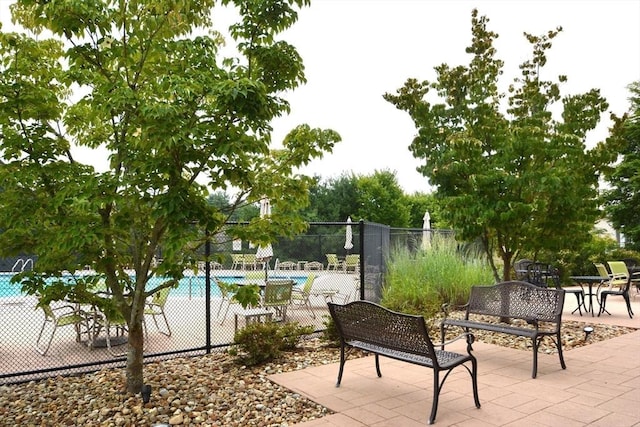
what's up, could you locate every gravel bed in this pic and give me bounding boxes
[0,319,635,426]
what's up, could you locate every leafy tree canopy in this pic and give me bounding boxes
[354,169,410,227]
[384,9,621,280]
[603,81,640,251]
[0,0,339,393]
[303,170,411,227]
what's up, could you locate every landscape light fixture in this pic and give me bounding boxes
[141,384,152,404]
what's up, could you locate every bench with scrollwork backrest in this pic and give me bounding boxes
[440,281,566,378]
[328,300,480,425]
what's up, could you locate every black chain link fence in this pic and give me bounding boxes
[0,222,450,385]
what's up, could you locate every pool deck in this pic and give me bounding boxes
[0,270,359,383]
[269,296,640,426]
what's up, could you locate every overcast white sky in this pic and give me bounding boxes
[2,0,639,194]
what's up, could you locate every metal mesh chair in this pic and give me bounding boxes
[291,274,316,318]
[598,275,634,318]
[35,301,89,356]
[262,280,294,322]
[144,287,172,337]
[526,262,584,315]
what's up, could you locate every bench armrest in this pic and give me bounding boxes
[438,332,475,353]
[441,302,468,318]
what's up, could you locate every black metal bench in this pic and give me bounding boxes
[440,281,566,378]
[328,300,480,425]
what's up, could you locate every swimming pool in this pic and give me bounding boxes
[0,272,306,299]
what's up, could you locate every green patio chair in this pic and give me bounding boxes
[262,280,294,322]
[291,274,316,318]
[35,301,89,356]
[214,278,240,325]
[144,287,172,337]
[343,254,360,273]
[325,254,342,271]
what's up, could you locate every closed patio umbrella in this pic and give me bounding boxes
[344,216,353,254]
[422,210,431,250]
[256,197,273,281]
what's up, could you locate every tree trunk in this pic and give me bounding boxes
[125,318,145,394]
[502,253,513,281]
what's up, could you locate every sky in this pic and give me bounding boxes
[1,0,639,194]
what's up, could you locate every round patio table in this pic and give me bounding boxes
[569,276,605,317]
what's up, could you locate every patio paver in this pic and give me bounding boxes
[270,296,640,426]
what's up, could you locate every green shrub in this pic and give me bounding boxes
[382,235,494,319]
[320,314,340,347]
[278,322,314,350]
[231,321,313,366]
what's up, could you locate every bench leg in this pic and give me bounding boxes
[556,332,567,371]
[374,354,382,378]
[532,338,539,379]
[428,371,440,425]
[624,293,634,318]
[428,356,481,425]
[532,334,566,379]
[470,355,481,409]
[336,344,346,387]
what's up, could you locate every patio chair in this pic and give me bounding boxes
[598,275,634,318]
[524,262,552,287]
[343,254,360,273]
[309,275,343,303]
[243,254,261,270]
[291,274,316,318]
[342,276,361,303]
[608,260,640,300]
[277,261,297,270]
[35,301,89,356]
[527,262,584,315]
[89,307,128,357]
[214,278,240,325]
[262,280,294,322]
[144,287,172,337]
[325,254,342,271]
[594,262,617,303]
[514,259,534,280]
[231,254,244,270]
[304,261,323,271]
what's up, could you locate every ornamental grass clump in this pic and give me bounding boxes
[382,235,493,320]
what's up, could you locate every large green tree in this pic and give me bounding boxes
[603,81,640,251]
[354,169,410,227]
[385,9,617,280]
[0,0,339,393]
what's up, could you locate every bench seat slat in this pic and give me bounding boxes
[441,319,554,338]
[347,339,471,369]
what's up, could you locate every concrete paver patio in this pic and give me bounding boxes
[270,296,640,426]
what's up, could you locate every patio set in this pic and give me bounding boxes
[515,259,638,318]
[34,286,172,357]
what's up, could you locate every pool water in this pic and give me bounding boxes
[0,273,305,299]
